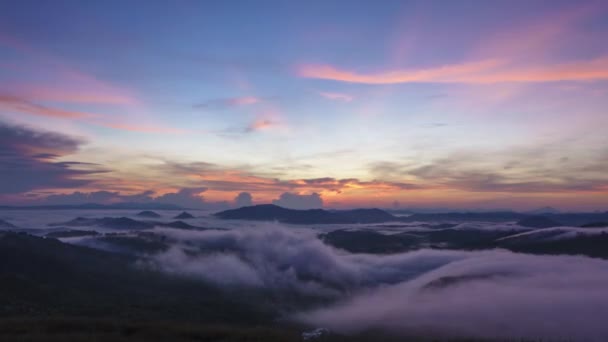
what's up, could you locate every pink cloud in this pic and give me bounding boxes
[297,59,505,84]
[0,94,98,119]
[6,85,136,105]
[229,96,261,106]
[319,92,354,102]
[95,122,188,134]
[247,118,279,132]
[297,57,608,84]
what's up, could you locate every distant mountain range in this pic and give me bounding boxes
[214,204,395,224]
[215,204,608,226]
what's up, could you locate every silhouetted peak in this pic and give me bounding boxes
[136,210,162,218]
[517,216,561,228]
[173,211,195,219]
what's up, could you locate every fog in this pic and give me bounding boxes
[140,225,608,341]
[3,209,608,340]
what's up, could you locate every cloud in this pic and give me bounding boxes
[194,96,262,110]
[272,192,323,209]
[28,187,212,209]
[245,118,282,133]
[297,251,608,341]
[368,145,608,193]
[0,121,102,194]
[296,59,504,84]
[159,161,419,194]
[40,190,156,205]
[0,93,182,134]
[142,224,608,341]
[297,57,608,84]
[0,94,97,119]
[234,192,253,207]
[143,226,457,297]
[318,92,354,102]
[2,84,136,105]
[150,187,208,208]
[94,122,188,134]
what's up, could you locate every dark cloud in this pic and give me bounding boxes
[369,145,608,193]
[234,192,253,207]
[40,190,156,205]
[0,121,102,194]
[272,192,323,209]
[32,188,214,209]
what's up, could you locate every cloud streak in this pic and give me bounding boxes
[0,94,98,119]
[298,57,608,84]
[195,96,262,110]
[318,92,354,102]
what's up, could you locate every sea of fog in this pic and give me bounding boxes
[2,209,608,341]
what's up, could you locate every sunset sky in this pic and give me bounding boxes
[1,0,608,210]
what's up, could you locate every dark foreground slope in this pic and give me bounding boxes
[0,232,267,322]
[0,318,538,342]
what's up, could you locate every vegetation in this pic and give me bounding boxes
[0,318,558,342]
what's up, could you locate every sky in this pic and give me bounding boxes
[0,0,607,211]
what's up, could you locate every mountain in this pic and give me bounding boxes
[547,212,608,226]
[526,206,561,214]
[581,222,608,228]
[136,210,162,218]
[159,220,199,229]
[49,217,154,230]
[320,229,422,253]
[0,232,268,322]
[45,230,100,238]
[173,211,195,219]
[401,211,525,222]
[0,218,17,229]
[517,216,562,228]
[215,204,397,224]
[496,229,608,259]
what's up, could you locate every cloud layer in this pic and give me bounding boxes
[0,121,101,194]
[139,225,608,341]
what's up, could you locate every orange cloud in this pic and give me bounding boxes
[95,122,188,134]
[297,57,608,84]
[319,92,354,102]
[9,85,136,105]
[476,57,608,83]
[247,119,277,132]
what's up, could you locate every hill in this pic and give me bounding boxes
[136,211,162,218]
[215,204,396,224]
[0,232,269,322]
[516,216,561,228]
